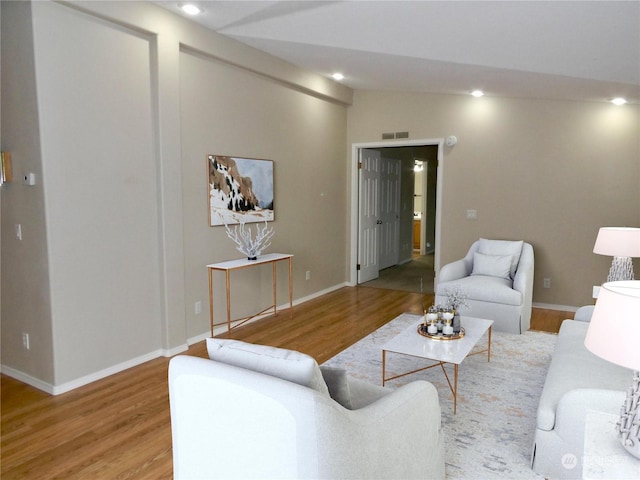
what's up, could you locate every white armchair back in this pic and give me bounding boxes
[169,353,445,479]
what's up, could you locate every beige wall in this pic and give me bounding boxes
[0,0,55,385]
[179,50,348,339]
[347,90,640,307]
[2,0,638,392]
[1,0,349,392]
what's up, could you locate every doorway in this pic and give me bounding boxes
[350,138,444,291]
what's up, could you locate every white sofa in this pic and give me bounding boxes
[436,238,534,334]
[169,339,445,480]
[531,319,629,479]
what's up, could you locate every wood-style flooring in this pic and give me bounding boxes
[1,286,575,479]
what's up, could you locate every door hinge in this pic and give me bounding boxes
[357,264,361,271]
[358,161,362,169]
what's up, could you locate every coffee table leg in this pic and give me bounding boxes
[454,364,458,415]
[382,350,386,387]
[488,326,492,362]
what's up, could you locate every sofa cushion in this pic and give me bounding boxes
[471,252,512,280]
[536,320,630,431]
[438,275,522,305]
[320,365,353,409]
[206,338,330,397]
[478,238,524,279]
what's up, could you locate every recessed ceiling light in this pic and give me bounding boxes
[611,97,627,106]
[181,4,202,15]
[471,90,485,98]
[332,73,344,81]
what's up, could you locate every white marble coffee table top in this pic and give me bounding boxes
[381,313,494,365]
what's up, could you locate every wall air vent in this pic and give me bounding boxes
[381,132,395,140]
[395,131,409,139]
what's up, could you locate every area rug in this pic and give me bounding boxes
[322,313,556,479]
[360,255,435,293]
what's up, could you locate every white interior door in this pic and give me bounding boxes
[358,149,380,283]
[350,139,443,289]
[379,157,400,269]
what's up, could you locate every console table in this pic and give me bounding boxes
[207,253,293,336]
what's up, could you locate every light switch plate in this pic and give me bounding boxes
[23,172,36,186]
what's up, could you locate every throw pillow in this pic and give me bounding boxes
[319,365,353,409]
[206,338,330,396]
[477,238,524,278]
[471,252,512,280]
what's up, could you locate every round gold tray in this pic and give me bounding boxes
[418,324,465,340]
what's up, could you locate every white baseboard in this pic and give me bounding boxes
[296,282,348,304]
[189,282,350,342]
[0,366,55,394]
[163,343,190,358]
[1,343,188,395]
[2,283,350,395]
[532,302,580,312]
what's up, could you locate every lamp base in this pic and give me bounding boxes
[608,256,635,282]
[617,370,640,460]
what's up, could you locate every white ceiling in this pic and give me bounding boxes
[154,0,640,104]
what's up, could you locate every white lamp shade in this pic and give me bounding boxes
[585,281,640,371]
[593,227,640,257]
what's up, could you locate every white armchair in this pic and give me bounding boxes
[435,238,534,334]
[168,339,445,480]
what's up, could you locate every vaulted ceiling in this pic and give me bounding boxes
[154,1,640,104]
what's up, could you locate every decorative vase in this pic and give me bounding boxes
[453,311,461,334]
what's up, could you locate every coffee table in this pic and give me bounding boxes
[382,313,493,414]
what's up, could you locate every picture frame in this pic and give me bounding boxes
[208,154,274,226]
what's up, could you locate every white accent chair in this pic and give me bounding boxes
[435,238,534,334]
[168,339,445,480]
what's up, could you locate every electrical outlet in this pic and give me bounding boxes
[543,278,551,289]
[15,224,22,240]
[305,271,311,281]
[194,301,202,315]
[22,333,30,350]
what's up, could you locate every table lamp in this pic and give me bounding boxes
[593,227,640,281]
[584,280,640,459]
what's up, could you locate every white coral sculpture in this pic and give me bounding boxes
[224,220,274,260]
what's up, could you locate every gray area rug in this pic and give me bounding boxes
[323,313,556,479]
[360,255,435,294]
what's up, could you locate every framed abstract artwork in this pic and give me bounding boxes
[208,155,274,226]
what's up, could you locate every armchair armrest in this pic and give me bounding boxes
[554,388,625,439]
[438,258,471,283]
[513,243,534,293]
[323,380,445,480]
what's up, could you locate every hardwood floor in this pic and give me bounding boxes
[1,286,574,479]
